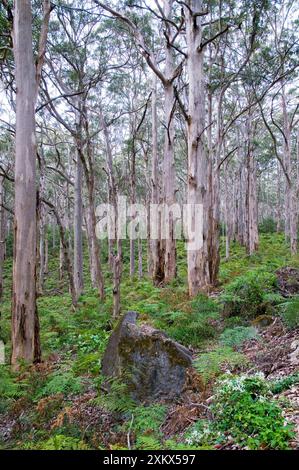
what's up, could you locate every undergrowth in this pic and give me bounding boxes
[0,233,298,450]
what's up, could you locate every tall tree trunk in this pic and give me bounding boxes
[81,102,105,299]
[130,141,136,279]
[276,162,282,232]
[44,226,48,275]
[246,112,259,254]
[209,89,223,286]
[149,74,161,282]
[185,0,209,296]
[59,239,64,281]
[0,177,6,301]
[12,0,41,365]
[86,186,104,298]
[138,237,143,278]
[73,150,84,299]
[282,88,297,254]
[38,145,46,294]
[163,0,176,284]
[99,103,122,318]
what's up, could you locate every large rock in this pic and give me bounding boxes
[102,312,193,402]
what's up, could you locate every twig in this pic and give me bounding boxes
[127,413,134,450]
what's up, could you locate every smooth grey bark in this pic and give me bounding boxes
[99,103,122,318]
[149,73,164,284]
[246,112,259,255]
[0,177,6,301]
[73,149,84,299]
[163,0,176,284]
[282,87,297,254]
[185,0,209,296]
[12,0,41,365]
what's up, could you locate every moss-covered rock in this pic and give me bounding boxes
[102,312,193,402]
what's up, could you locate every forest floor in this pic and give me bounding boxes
[0,233,299,450]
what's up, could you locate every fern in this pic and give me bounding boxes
[0,367,24,399]
[23,434,89,450]
[37,371,83,398]
[135,435,162,450]
[220,326,258,349]
[95,374,136,414]
[131,404,167,434]
[194,347,248,385]
[279,298,299,329]
[271,373,299,394]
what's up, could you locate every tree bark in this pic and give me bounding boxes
[185,0,209,296]
[246,112,259,255]
[99,103,122,318]
[12,0,41,365]
[0,177,6,301]
[282,88,297,254]
[163,0,176,283]
[73,149,84,299]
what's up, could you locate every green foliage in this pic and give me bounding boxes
[211,374,294,449]
[220,234,294,284]
[164,438,212,450]
[152,295,219,347]
[270,373,299,394]
[259,218,276,233]
[1,232,299,451]
[36,370,84,398]
[194,347,248,385]
[95,374,136,414]
[23,434,89,450]
[223,316,245,328]
[0,367,24,414]
[279,297,299,329]
[220,269,277,318]
[0,367,23,400]
[135,435,163,450]
[131,404,167,434]
[73,351,101,376]
[184,419,223,448]
[220,326,258,349]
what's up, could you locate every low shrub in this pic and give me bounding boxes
[270,373,299,394]
[220,269,277,318]
[153,295,219,347]
[194,347,248,385]
[23,434,89,450]
[36,370,84,398]
[211,373,294,449]
[279,298,299,329]
[219,326,258,349]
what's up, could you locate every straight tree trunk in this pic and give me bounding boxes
[0,177,6,301]
[129,140,136,279]
[59,239,64,281]
[99,103,122,318]
[44,229,48,275]
[163,0,176,284]
[12,0,41,365]
[138,237,143,278]
[149,75,165,284]
[73,150,84,299]
[282,88,297,254]
[276,163,282,232]
[185,0,209,296]
[246,112,259,254]
[80,102,105,299]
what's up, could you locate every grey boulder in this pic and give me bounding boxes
[102,311,193,402]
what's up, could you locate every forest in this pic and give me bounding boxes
[0,0,299,455]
